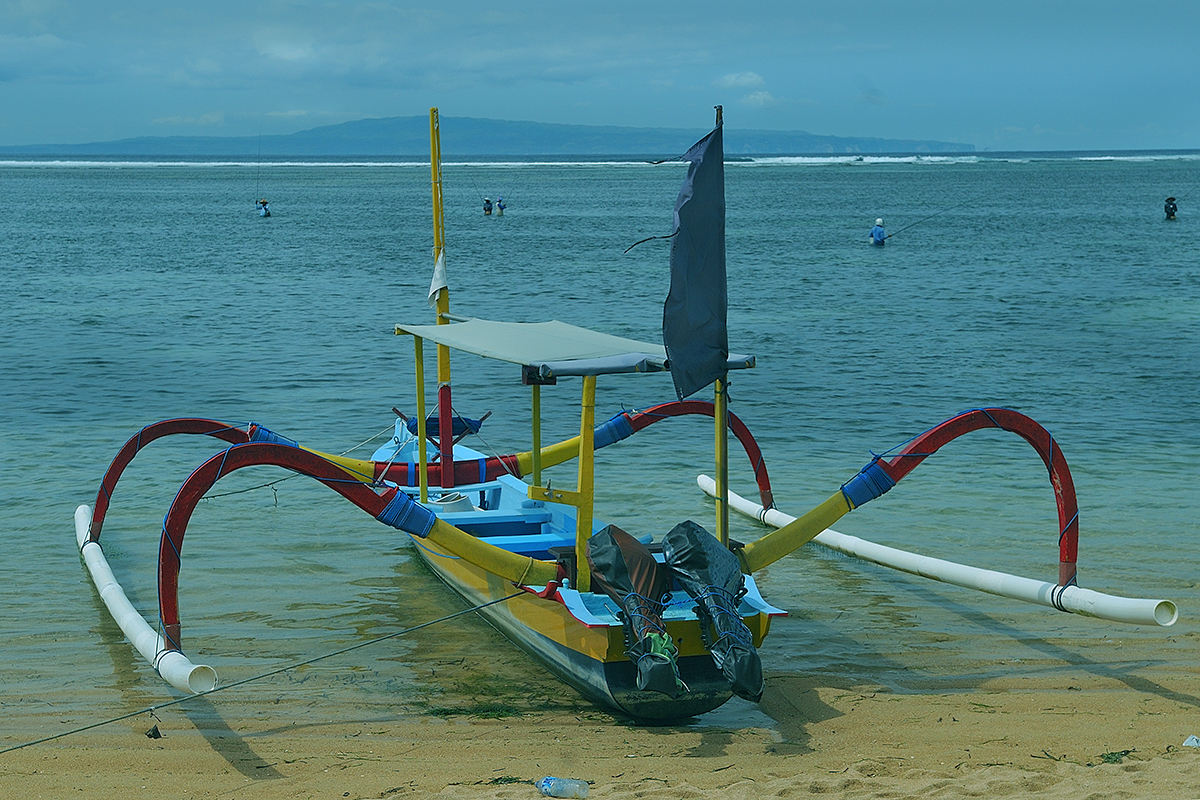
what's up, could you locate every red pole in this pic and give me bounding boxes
[438,383,454,488]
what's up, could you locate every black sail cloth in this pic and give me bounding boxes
[586,525,685,697]
[663,520,764,702]
[662,124,728,401]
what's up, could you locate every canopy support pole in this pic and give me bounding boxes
[531,384,542,486]
[575,375,596,592]
[414,336,429,503]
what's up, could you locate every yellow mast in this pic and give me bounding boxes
[431,108,449,337]
[430,107,455,489]
[713,104,729,547]
[715,378,729,546]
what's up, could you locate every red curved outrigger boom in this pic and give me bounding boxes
[867,408,1079,587]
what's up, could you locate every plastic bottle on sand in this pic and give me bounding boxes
[536,776,589,798]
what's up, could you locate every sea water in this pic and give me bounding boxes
[1,152,1198,741]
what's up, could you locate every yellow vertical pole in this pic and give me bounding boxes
[431,108,450,346]
[414,336,429,503]
[714,377,729,546]
[713,106,728,546]
[531,383,542,486]
[574,375,596,592]
[430,108,454,489]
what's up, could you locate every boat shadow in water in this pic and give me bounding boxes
[177,698,285,779]
[890,580,1200,710]
[86,581,284,778]
[626,676,842,757]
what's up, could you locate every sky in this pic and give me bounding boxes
[3,1,1199,151]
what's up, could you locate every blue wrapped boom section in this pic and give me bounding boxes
[248,424,299,448]
[406,415,483,437]
[593,413,635,449]
[841,459,897,509]
[376,491,438,538]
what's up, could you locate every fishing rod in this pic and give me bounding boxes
[1163,164,1200,204]
[464,167,510,212]
[884,200,965,240]
[466,170,486,200]
[254,130,262,201]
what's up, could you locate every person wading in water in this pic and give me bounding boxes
[869,218,886,245]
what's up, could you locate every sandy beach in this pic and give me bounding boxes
[7,670,1200,800]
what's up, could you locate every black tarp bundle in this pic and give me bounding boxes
[663,520,764,702]
[586,525,684,697]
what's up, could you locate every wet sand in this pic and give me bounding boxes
[6,672,1200,799]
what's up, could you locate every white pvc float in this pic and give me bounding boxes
[75,504,218,693]
[698,476,1177,627]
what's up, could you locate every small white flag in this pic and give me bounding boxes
[428,250,447,307]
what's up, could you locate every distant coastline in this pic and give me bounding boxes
[6,151,1200,166]
[0,115,975,157]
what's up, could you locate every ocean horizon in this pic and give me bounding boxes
[4,148,1200,167]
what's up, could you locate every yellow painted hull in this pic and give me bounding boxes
[411,529,778,720]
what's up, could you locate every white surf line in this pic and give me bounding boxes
[698,476,1177,627]
[75,505,218,693]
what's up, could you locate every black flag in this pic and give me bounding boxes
[662,123,726,400]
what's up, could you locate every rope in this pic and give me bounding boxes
[623,229,678,254]
[342,424,399,456]
[201,475,290,501]
[516,557,534,587]
[371,433,411,488]
[409,537,462,560]
[201,424,396,501]
[448,402,520,480]
[0,591,525,755]
[869,406,999,462]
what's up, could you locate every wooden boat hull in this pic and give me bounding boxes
[412,532,748,719]
[405,480,781,721]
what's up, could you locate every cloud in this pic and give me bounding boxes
[0,32,89,81]
[742,90,777,107]
[714,72,776,107]
[4,2,1195,149]
[715,71,765,89]
[256,39,315,62]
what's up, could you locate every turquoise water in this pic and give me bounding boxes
[2,152,1198,739]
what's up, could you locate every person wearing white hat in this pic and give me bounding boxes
[869,217,886,245]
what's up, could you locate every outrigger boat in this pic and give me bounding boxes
[75,108,1178,722]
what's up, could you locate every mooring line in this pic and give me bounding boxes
[200,423,396,501]
[1,591,525,755]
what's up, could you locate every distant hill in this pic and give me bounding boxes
[0,115,974,156]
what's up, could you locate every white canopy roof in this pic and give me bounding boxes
[395,318,753,378]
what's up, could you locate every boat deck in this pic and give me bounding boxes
[572,590,765,624]
[553,574,783,629]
